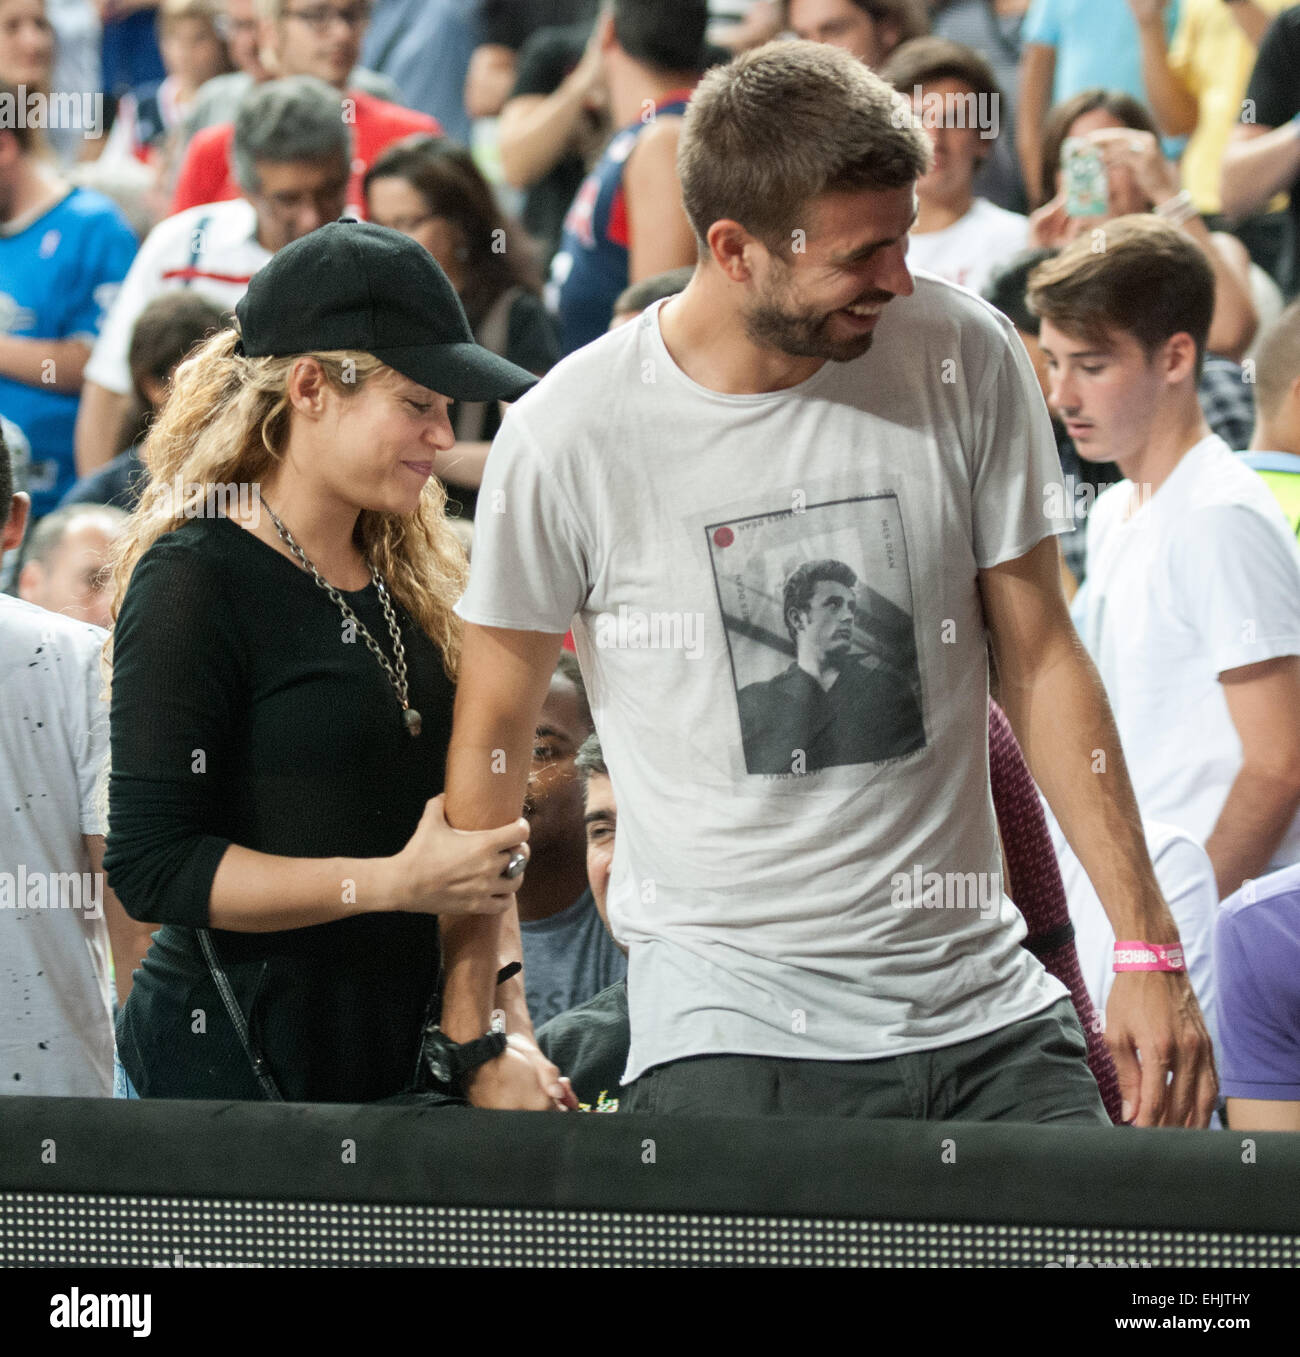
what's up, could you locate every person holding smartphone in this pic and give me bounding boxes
[1029,88,1258,363]
[104,220,571,1107]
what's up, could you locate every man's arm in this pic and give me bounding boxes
[1130,0,1199,136]
[624,116,698,284]
[1017,44,1057,204]
[74,380,132,475]
[85,834,153,1006]
[464,44,519,119]
[1224,0,1275,46]
[1221,121,1300,217]
[0,336,92,393]
[443,622,569,1108]
[979,534,1217,1127]
[1204,656,1300,899]
[497,28,605,190]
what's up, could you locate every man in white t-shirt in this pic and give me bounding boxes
[0,428,151,1096]
[1031,216,1300,903]
[442,43,1215,1125]
[880,37,1028,296]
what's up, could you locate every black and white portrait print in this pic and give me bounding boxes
[706,493,926,776]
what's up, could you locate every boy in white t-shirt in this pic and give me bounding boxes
[1031,216,1300,903]
[442,45,1215,1126]
[879,37,1028,296]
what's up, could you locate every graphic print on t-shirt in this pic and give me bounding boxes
[706,493,926,776]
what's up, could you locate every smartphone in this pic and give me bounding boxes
[1061,138,1109,218]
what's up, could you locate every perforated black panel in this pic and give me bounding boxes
[4,1193,1297,1267]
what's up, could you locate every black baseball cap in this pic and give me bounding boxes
[234,219,539,403]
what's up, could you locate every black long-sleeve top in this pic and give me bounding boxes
[106,515,455,1101]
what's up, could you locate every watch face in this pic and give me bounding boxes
[423,1046,454,1086]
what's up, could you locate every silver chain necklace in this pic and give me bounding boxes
[262,501,422,738]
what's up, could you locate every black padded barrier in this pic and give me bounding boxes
[2,1098,1298,1267]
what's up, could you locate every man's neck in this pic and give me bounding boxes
[608,58,695,127]
[798,655,840,692]
[657,275,828,395]
[515,855,590,924]
[914,187,974,235]
[1,160,66,229]
[1113,402,1213,506]
[1248,419,1298,456]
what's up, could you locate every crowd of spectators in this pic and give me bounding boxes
[2,0,1299,1131]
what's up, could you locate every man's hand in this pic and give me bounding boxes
[1105,971,1218,1126]
[465,1034,577,1111]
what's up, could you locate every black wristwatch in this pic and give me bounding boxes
[418,1024,507,1096]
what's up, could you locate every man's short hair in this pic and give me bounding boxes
[613,0,708,75]
[21,504,129,571]
[128,291,230,404]
[612,265,695,317]
[231,75,352,195]
[678,41,930,253]
[1252,299,1300,423]
[1026,215,1214,380]
[555,650,593,732]
[575,730,608,786]
[878,35,1001,107]
[783,558,857,644]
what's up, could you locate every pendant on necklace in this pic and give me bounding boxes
[404,707,422,738]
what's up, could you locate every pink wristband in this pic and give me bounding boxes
[1113,941,1186,972]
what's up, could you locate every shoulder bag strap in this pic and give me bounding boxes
[197,928,284,1101]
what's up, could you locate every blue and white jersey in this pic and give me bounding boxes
[0,187,136,517]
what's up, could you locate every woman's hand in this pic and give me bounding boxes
[386,794,529,916]
[1087,127,1182,211]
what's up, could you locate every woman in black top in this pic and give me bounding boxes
[103,221,563,1104]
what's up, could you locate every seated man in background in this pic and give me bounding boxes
[15,503,129,632]
[519,653,627,1028]
[76,77,350,474]
[536,729,629,1111]
[880,37,1028,296]
[0,431,152,1097]
[784,0,926,69]
[170,0,438,213]
[1031,216,1300,901]
[1215,864,1300,1131]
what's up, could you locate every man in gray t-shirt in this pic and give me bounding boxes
[439,41,1215,1127]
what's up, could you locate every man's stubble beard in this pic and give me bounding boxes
[742,267,877,363]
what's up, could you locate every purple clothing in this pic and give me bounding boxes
[1215,865,1300,1100]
